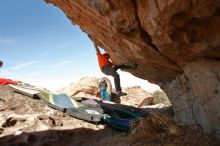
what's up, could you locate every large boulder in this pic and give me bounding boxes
[45,0,220,83]
[45,0,220,138]
[122,86,154,107]
[59,76,112,98]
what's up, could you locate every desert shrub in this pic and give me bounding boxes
[153,90,171,105]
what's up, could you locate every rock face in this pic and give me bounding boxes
[162,60,220,137]
[45,0,220,137]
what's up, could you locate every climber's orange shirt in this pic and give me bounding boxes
[96,52,112,69]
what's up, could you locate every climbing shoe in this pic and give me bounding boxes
[130,62,138,69]
[115,91,127,96]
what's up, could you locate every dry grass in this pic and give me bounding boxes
[140,112,174,133]
[128,112,218,146]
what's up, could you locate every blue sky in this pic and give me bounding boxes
[0,0,159,92]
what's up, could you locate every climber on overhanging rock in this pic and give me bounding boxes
[92,35,137,96]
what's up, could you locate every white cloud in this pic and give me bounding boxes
[12,60,43,70]
[28,77,80,92]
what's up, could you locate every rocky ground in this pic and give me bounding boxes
[0,85,126,146]
[0,81,219,146]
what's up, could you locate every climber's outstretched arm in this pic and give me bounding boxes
[92,35,100,54]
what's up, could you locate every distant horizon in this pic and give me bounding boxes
[0,0,160,93]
